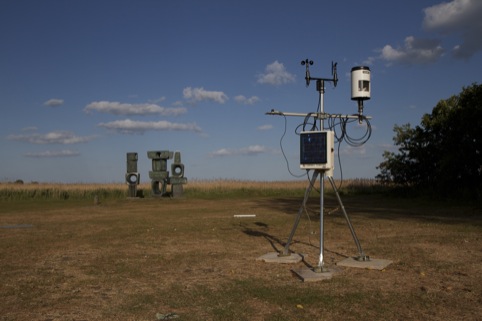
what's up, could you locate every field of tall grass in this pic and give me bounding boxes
[0,178,384,201]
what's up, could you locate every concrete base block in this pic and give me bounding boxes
[291,267,334,282]
[256,252,303,264]
[337,257,393,270]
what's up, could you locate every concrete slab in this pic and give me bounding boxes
[336,257,392,270]
[256,252,303,264]
[291,267,334,282]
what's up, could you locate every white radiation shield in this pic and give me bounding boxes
[351,66,371,101]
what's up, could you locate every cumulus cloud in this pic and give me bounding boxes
[376,0,482,64]
[84,101,186,116]
[7,131,97,144]
[97,119,202,134]
[43,98,64,107]
[257,61,296,85]
[24,150,80,158]
[234,95,260,105]
[209,145,268,157]
[423,0,482,59]
[257,124,273,131]
[380,36,444,64]
[183,87,228,104]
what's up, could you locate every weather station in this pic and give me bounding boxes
[258,59,392,282]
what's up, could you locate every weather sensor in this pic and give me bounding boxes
[351,66,371,116]
[264,59,380,277]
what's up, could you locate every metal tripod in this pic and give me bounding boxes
[279,170,369,272]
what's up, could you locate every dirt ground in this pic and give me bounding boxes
[0,194,481,320]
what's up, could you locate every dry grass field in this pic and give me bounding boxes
[0,178,382,200]
[0,181,481,320]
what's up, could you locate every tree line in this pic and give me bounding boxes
[376,83,481,199]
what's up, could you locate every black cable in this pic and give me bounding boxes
[279,114,306,178]
[336,139,344,190]
[306,169,320,194]
[327,115,345,143]
[302,113,318,132]
[340,116,372,147]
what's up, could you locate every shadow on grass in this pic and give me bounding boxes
[252,194,482,226]
[241,224,321,255]
[243,227,285,253]
[241,224,350,271]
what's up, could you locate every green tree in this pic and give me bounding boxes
[377,83,482,198]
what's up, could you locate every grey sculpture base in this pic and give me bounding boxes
[171,184,184,198]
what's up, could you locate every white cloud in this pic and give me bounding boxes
[372,0,482,65]
[257,61,296,85]
[97,119,202,134]
[43,98,64,107]
[340,145,367,157]
[423,0,482,59]
[234,95,260,105]
[209,145,268,157]
[183,87,228,104]
[84,101,186,116]
[362,56,376,66]
[380,36,444,64]
[7,131,97,144]
[24,150,80,158]
[209,148,231,157]
[423,0,479,30]
[148,96,166,104]
[257,124,273,131]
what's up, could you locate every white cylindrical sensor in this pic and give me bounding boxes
[351,66,371,101]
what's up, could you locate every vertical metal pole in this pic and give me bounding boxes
[315,172,325,272]
[315,80,326,272]
[319,80,325,130]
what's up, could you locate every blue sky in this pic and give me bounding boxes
[1,0,481,183]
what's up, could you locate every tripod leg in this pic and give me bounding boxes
[327,176,369,261]
[280,171,319,256]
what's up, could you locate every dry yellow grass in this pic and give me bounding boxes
[1,191,480,320]
[186,179,308,190]
[0,178,383,201]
